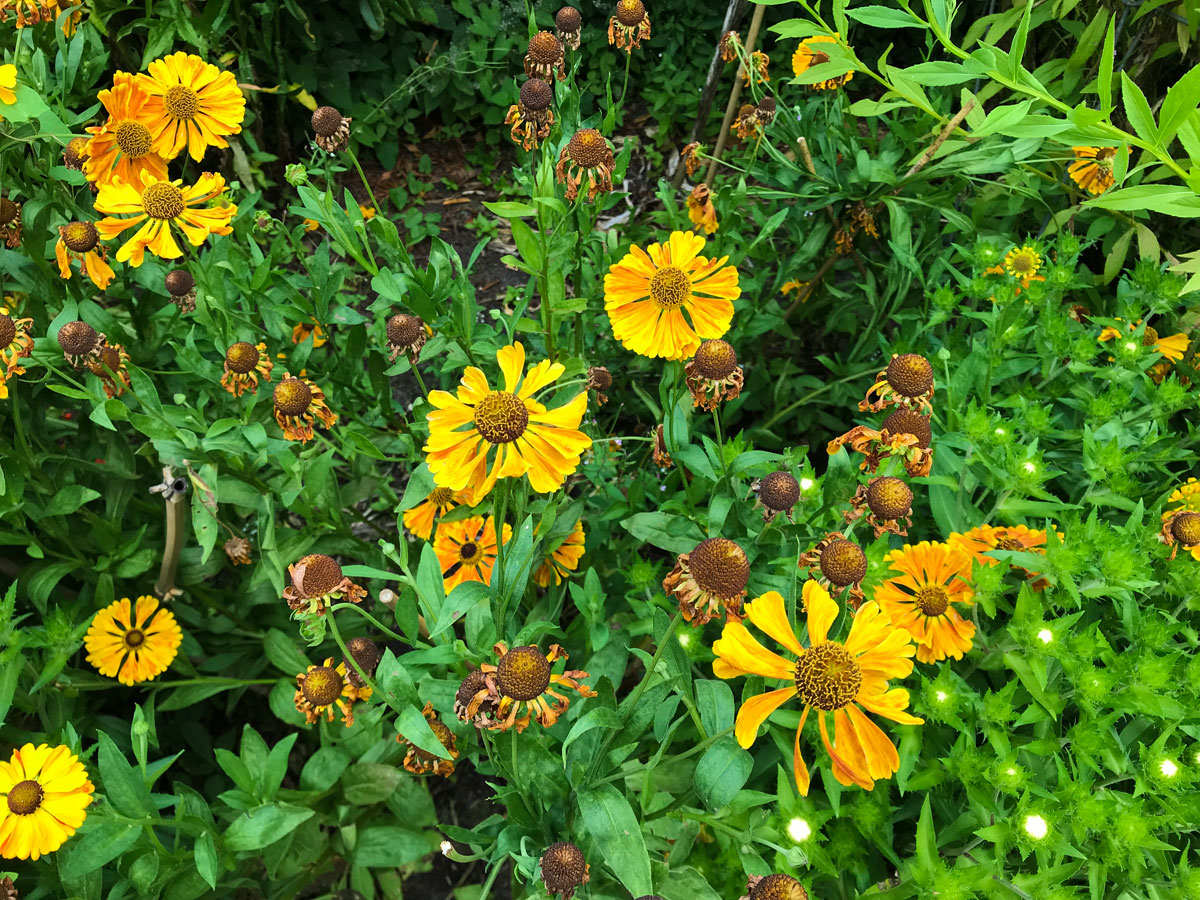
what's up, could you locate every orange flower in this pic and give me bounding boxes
[434,516,511,592]
[948,523,1060,590]
[873,542,975,663]
[83,72,168,188]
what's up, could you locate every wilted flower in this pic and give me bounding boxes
[505,78,555,151]
[386,312,428,364]
[739,874,808,900]
[755,96,777,125]
[664,536,750,626]
[799,533,866,607]
[475,642,595,731]
[164,268,197,312]
[652,423,672,467]
[282,553,366,616]
[0,196,21,249]
[0,302,34,398]
[343,636,380,687]
[734,102,761,140]
[56,320,101,369]
[555,6,582,50]
[293,658,371,727]
[311,105,351,153]
[586,365,612,405]
[541,842,590,899]
[719,30,740,62]
[86,343,132,399]
[755,471,800,523]
[791,34,853,90]
[556,128,615,202]
[525,31,566,81]
[220,341,273,397]
[845,475,913,538]
[83,73,168,189]
[455,669,500,727]
[137,52,246,162]
[273,373,337,442]
[686,183,718,235]
[608,0,650,53]
[680,141,702,177]
[54,222,115,290]
[860,353,935,413]
[84,596,182,685]
[223,536,252,566]
[848,200,878,238]
[742,50,770,86]
[533,520,585,587]
[685,338,742,410]
[398,702,458,776]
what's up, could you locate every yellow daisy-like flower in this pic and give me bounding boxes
[293,658,372,727]
[791,34,853,90]
[0,301,34,400]
[686,184,718,235]
[1097,319,1190,363]
[0,64,16,107]
[95,173,237,267]
[1002,245,1043,287]
[84,595,183,685]
[83,72,169,189]
[873,542,975,664]
[55,222,115,290]
[534,519,585,587]
[220,341,273,397]
[424,342,591,506]
[0,744,94,860]
[137,52,246,162]
[291,320,328,347]
[475,643,596,732]
[1068,146,1117,195]
[433,515,512,592]
[402,486,463,541]
[712,582,921,796]
[272,373,337,442]
[603,230,740,360]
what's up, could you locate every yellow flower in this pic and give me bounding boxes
[137,52,246,162]
[603,230,740,360]
[0,64,16,107]
[949,523,1059,591]
[424,342,591,505]
[291,320,327,347]
[0,301,34,400]
[272,373,337,442]
[781,279,810,300]
[1098,318,1190,364]
[95,174,237,266]
[55,221,115,290]
[1002,245,1043,287]
[0,744,94,860]
[686,184,718,235]
[434,515,511,592]
[84,596,183,685]
[1166,478,1200,515]
[293,658,372,726]
[712,582,921,795]
[402,486,463,541]
[534,519,585,587]
[873,542,975,664]
[83,72,169,189]
[791,34,853,90]
[220,341,273,397]
[475,643,596,732]
[1068,146,1117,195]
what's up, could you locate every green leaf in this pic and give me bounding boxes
[1088,186,1200,218]
[562,706,622,762]
[394,704,454,759]
[1098,14,1115,111]
[43,485,101,517]
[576,785,653,897]
[57,819,141,881]
[1009,0,1033,77]
[1156,66,1200,147]
[844,5,925,28]
[223,803,315,851]
[194,831,219,889]
[915,795,938,875]
[353,827,440,867]
[482,201,537,218]
[620,512,706,554]
[510,217,543,270]
[300,747,351,791]
[1120,72,1157,143]
[263,628,313,676]
[693,736,753,809]
[340,762,405,804]
[97,732,154,817]
[696,681,735,735]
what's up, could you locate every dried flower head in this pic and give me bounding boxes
[398,701,459,776]
[343,636,381,686]
[680,141,703,177]
[664,536,750,625]
[311,105,351,153]
[86,343,131,398]
[742,50,770,86]
[799,532,866,607]
[556,6,582,49]
[525,31,566,81]
[719,31,741,62]
[541,842,590,899]
[861,352,935,413]
[1160,510,1200,561]
[586,365,612,405]
[845,476,913,538]
[609,0,650,53]
[57,320,101,368]
[0,196,22,249]
[221,341,273,397]
[273,373,337,442]
[282,553,367,616]
[223,536,252,566]
[685,338,743,410]
[741,873,809,900]
[556,128,615,201]
[386,312,428,364]
[163,267,197,311]
[652,423,673,468]
[756,96,777,125]
[505,78,556,151]
[455,669,501,727]
[475,643,596,732]
[756,471,800,522]
[734,102,762,140]
[63,136,91,170]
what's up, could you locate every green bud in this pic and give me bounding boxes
[285,163,310,186]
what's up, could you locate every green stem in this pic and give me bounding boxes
[712,407,732,489]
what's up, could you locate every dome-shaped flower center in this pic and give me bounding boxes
[692,339,737,380]
[0,198,17,225]
[496,645,552,701]
[301,666,344,707]
[616,0,646,25]
[225,341,259,374]
[66,136,90,164]
[819,539,866,586]
[123,629,146,648]
[996,537,1024,551]
[915,585,949,616]
[541,842,588,892]
[520,78,553,112]
[1172,512,1200,546]
[866,476,912,519]
[387,313,422,347]
[568,129,608,167]
[688,537,750,598]
[58,320,98,356]
[794,642,861,711]
[64,221,99,253]
[458,541,481,564]
[274,378,314,416]
[751,873,808,900]
[429,486,455,505]
[882,408,933,448]
[886,353,934,398]
[165,84,201,119]
[1141,326,1159,347]
[296,553,343,597]
[528,31,563,62]
[89,346,122,376]
[6,779,43,816]
[650,266,690,310]
[142,182,185,220]
[414,720,456,761]
[115,119,153,159]
[1009,251,1036,274]
[760,471,799,511]
[0,314,16,350]
[311,106,344,136]
[474,391,529,444]
[165,268,194,296]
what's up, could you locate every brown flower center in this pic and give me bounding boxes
[1172,512,1200,547]
[692,339,738,380]
[165,84,201,119]
[1142,326,1159,347]
[496,645,552,701]
[794,642,861,711]
[123,628,146,648]
[413,719,456,761]
[458,541,481,564]
[688,537,750,598]
[225,341,259,374]
[165,268,194,296]
[115,119,153,159]
[301,666,344,707]
[57,320,99,356]
[567,129,609,167]
[915,586,949,617]
[882,408,933,449]
[142,182,185,220]
[865,476,912,520]
[65,136,91,166]
[751,874,809,900]
[819,539,866,586]
[0,315,16,350]
[387,313,422,347]
[615,0,646,26]
[63,221,99,253]
[541,841,588,893]
[650,265,690,310]
[810,50,830,65]
[274,378,313,416]
[89,346,123,376]
[556,6,581,31]
[886,353,934,398]
[528,31,564,63]
[996,537,1024,551]
[6,779,43,816]
[520,78,554,112]
[295,553,343,597]
[760,471,800,512]
[311,105,344,136]
[474,391,529,444]
[429,486,455,505]
[0,198,17,225]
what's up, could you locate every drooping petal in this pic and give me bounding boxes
[803,579,838,644]
[733,687,795,748]
[744,591,806,657]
